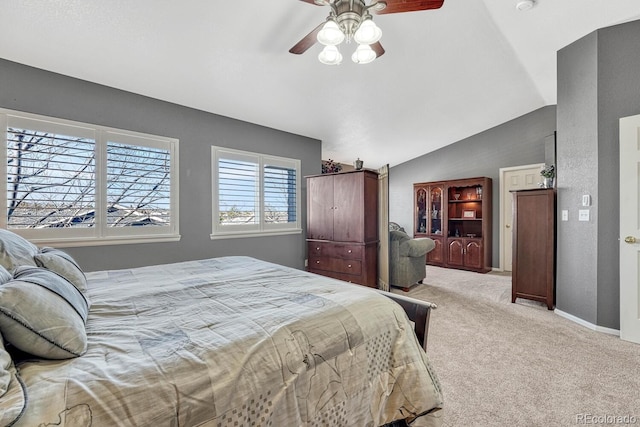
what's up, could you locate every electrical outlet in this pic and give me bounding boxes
[562,210,568,221]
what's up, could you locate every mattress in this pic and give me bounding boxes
[11,256,443,426]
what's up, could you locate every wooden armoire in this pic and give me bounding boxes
[511,188,556,309]
[306,170,378,288]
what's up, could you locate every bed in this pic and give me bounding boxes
[0,231,443,426]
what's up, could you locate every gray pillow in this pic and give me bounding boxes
[0,266,89,359]
[0,331,26,426]
[0,331,12,396]
[0,264,12,284]
[0,229,38,270]
[35,247,88,293]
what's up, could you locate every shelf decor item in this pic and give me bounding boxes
[354,158,363,170]
[540,164,555,188]
[321,159,343,174]
[462,209,476,219]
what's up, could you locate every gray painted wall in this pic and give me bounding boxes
[0,59,321,272]
[389,105,557,267]
[556,19,640,329]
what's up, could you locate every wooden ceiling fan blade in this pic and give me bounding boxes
[375,0,444,14]
[297,0,329,5]
[371,42,385,58]
[289,22,324,55]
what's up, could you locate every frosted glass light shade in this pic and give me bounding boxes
[351,44,376,64]
[354,19,382,45]
[317,20,345,46]
[318,45,343,65]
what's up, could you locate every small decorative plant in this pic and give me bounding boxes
[540,164,555,178]
[322,159,343,174]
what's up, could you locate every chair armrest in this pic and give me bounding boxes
[403,238,436,257]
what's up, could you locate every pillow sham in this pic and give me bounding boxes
[0,332,12,396]
[0,228,38,270]
[34,247,88,293]
[0,266,89,359]
[0,332,26,426]
[0,264,12,284]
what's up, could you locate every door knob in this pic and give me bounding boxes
[506,224,511,228]
[624,236,637,244]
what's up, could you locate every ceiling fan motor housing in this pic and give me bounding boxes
[333,0,367,40]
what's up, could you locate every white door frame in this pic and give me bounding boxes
[498,163,544,271]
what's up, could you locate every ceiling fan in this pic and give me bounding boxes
[290,0,444,65]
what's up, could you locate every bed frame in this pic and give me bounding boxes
[377,290,437,352]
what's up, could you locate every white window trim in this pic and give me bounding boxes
[211,146,302,240]
[1,108,180,247]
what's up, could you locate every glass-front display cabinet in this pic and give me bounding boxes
[414,182,445,266]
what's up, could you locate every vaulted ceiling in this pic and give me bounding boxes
[2,1,639,168]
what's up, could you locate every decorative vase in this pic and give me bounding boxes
[543,177,554,188]
[354,158,363,170]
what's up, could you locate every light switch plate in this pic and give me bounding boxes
[579,209,590,221]
[582,194,591,206]
[562,210,568,221]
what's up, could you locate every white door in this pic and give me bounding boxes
[619,114,640,344]
[499,164,544,271]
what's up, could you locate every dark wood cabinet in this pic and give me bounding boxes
[414,177,492,273]
[511,188,555,309]
[447,238,483,270]
[306,170,378,288]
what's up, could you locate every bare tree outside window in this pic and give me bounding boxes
[7,128,96,228]
[6,128,171,229]
[107,142,171,227]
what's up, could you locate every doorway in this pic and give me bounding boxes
[499,164,544,271]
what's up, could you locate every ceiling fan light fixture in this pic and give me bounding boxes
[351,44,376,64]
[317,20,345,46]
[353,18,382,45]
[318,45,343,65]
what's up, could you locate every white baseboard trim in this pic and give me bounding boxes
[554,309,620,336]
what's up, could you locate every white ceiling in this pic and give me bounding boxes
[1,0,639,169]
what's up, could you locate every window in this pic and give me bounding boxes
[212,146,301,238]
[1,109,179,246]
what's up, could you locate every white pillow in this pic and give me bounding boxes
[0,229,38,270]
[34,247,88,293]
[0,266,89,359]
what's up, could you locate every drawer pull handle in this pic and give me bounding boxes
[347,264,352,268]
[316,260,320,264]
[316,247,320,251]
[347,250,352,253]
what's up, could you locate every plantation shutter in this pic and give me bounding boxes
[6,116,96,229]
[263,160,297,225]
[217,153,260,227]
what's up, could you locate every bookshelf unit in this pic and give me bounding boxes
[414,177,492,273]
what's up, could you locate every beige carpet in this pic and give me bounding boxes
[393,266,640,427]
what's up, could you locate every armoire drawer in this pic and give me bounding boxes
[308,256,362,275]
[307,242,363,259]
